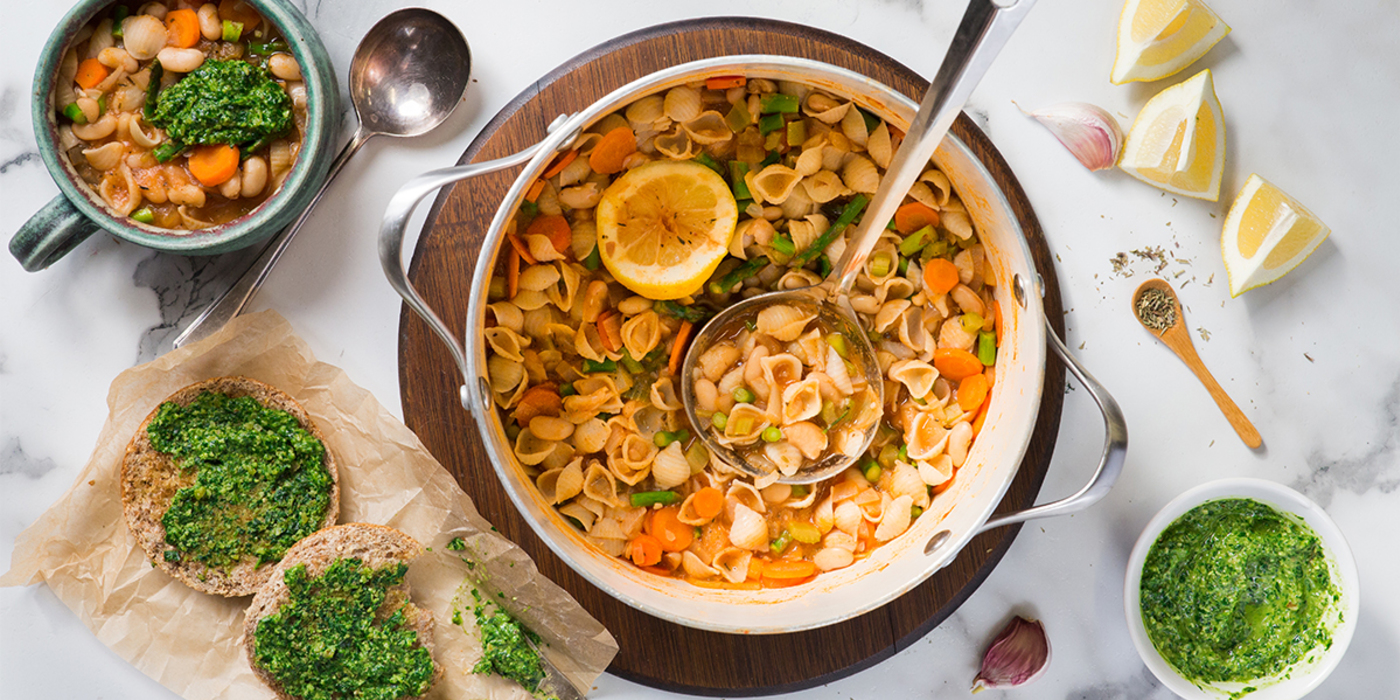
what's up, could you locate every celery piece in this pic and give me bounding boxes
[61,103,87,124]
[759,150,781,167]
[559,383,577,397]
[961,313,984,333]
[898,225,934,256]
[788,521,821,544]
[729,161,751,200]
[222,20,244,42]
[786,119,806,147]
[630,491,680,508]
[620,350,643,374]
[725,100,752,132]
[582,245,601,270]
[826,333,848,358]
[582,358,616,373]
[130,207,155,224]
[769,531,792,555]
[758,113,784,135]
[693,152,724,176]
[759,93,799,114]
[978,331,997,366]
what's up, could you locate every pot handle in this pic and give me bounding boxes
[10,195,102,272]
[969,315,1128,536]
[381,124,577,411]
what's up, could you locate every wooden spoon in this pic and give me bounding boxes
[1132,279,1262,448]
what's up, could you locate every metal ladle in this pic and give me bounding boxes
[174,8,472,348]
[682,0,1039,484]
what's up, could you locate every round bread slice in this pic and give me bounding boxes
[244,523,441,700]
[120,376,339,597]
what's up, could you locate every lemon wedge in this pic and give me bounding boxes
[1111,0,1230,84]
[596,160,738,300]
[1221,174,1330,297]
[1119,69,1225,201]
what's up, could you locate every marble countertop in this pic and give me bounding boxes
[3,0,1398,697]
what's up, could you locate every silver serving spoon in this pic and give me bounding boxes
[174,8,472,348]
[682,0,1038,484]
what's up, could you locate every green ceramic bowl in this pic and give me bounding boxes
[10,0,339,271]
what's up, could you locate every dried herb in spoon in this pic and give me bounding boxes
[1135,287,1177,332]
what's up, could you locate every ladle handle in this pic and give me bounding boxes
[379,142,553,409]
[975,315,1128,534]
[831,0,1037,298]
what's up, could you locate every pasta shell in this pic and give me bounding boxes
[607,433,656,485]
[485,326,531,363]
[82,141,125,171]
[842,155,880,194]
[721,403,769,445]
[856,488,886,522]
[121,15,166,60]
[620,310,662,359]
[814,494,835,533]
[591,517,627,540]
[834,500,863,535]
[98,163,141,216]
[530,415,575,441]
[786,214,829,253]
[747,164,802,204]
[649,376,683,411]
[802,94,851,124]
[874,298,911,334]
[537,458,584,505]
[663,85,703,123]
[572,417,609,453]
[918,454,954,487]
[890,462,930,510]
[840,106,870,148]
[800,170,850,203]
[943,209,974,241]
[654,128,698,160]
[756,306,815,343]
[867,120,894,169]
[906,411,950,461]
[874,494,914,541]
[813,546,855,571]
[513,428,555,466]
[779,181,816,220]
[588,536,627,558]
[937,314,977,351]
[682,111,732,145]
[889,359,938,399]
[525,234,566,262]
[764,441,803,476]
[784,421,828,460]
[919,169,953,206]
[558,502,596,532]
[512,289,550,311]
[795,144,825,176]
[582,461,621,507]
[519,263,561,293]
[625,95,665,128]
[712,547,753,583]
[652,442,690,490]
[727,503,769,551]
[898,306,931,355]
[781,377,823,425]
[678,492,714,526]
[726,481,767,515]
[730,217,775,259]
[682,550,719,579]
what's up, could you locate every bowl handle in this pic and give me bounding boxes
[9,196,102,272]
[380,133,573,411]
[972,315,1129,534]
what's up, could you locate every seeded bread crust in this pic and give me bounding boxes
[119,376,340,597]
[243,523,441,700]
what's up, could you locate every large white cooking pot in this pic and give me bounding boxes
[381,56,1127,634]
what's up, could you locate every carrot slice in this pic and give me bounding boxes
[991,299,1003,347]
[923,258,960,295]
[894,202,940,234]
[705,75,747,90]
[934,348,983,381]
[512,384,561,426]
[638,565,673,577]
[763,573,817,589]
[668,321,694,376]
[628,534,663,567]
[541,149,578,179]
[691,487,724,520]
[526,214,572,255]
[597,310,623,353]
[165,9,200,48]
[588,126,636,175]
[187,144,240,186]
[761,558,817,579]
[971,395,991,437]
[506,247,520,299]
[524,179,546,203]
[74,59,110,90]
[506,232,538,265]
[647,507,694,552]
[218,0,262,30]
[957,373,989,412]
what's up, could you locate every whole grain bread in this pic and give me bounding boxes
[243,523,441,700]
[119,376,339,597]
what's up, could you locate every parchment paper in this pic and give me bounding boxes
[1,310,617,700]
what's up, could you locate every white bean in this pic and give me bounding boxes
[948,421,973,468]
[218,170,242,199]
[949,284,985,317]
[268,53,302,81]
[75,96,100,124]
[617,296,653,316]
[240,156,267,197]
[136,3,168,20]
[196,3,222,40]
[157,47,205,73]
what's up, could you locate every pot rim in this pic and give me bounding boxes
[31,0,339,254]
[463,55,1048,633]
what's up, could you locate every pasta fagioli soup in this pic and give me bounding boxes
[55,0,306,230]
[484,74,1000,589]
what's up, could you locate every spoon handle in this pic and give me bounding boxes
[173,128,373,349]
[1163,328,1263,449]
[830,0,1037,298]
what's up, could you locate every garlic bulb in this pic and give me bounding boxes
[972,615,1050,692]
[1025,102,1123,171]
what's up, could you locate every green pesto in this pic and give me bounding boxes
[253,559,435,700]
[1140,498,1340,684]
[149,59,292,152]
[471,589,544,692]
[149,391,331,569]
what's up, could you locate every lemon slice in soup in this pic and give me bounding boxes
[596,160,738,300]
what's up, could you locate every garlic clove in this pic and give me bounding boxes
[1024,102,1123,171]
[972,615,1050,692]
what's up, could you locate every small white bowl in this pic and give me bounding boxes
[1124,478,1359,700]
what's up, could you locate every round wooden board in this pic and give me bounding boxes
[397,17,1066,696]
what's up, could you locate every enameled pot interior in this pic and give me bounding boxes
[463,56,1047,633]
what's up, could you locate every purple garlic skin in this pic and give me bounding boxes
[1027,102,1124,171]
[972,615,1051,693]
